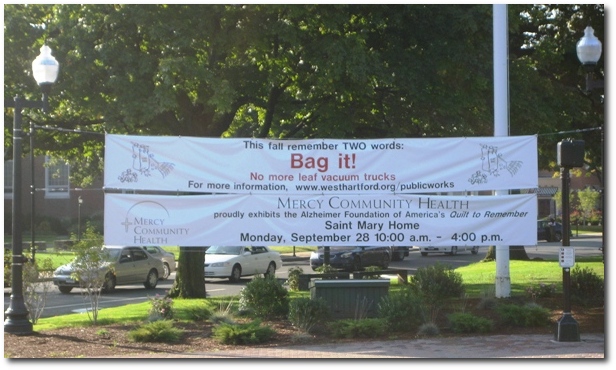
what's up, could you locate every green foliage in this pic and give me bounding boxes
[570,266,604,306]
[525,283,557,300]
[23,257,55,324]
[212,319,276,345]
[127,320,184,343]
[577,188,601,224]
[4,247,11,288]
[446,312,493,334]
[238,275,289,319]
[377,286,424,331]
[288,297,330,334]
[327,318,388,339]
[315,264,337,274]
[209,299,236,325]
[285,266,304,291]
[410,263,465,305]
[185,305,212,322]
[68,226,107,324]
[362,266,383,279]
[148,294,174,321]
[495,303,551,327]
[416,322,440,337]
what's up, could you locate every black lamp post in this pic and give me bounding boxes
[576,25,604,258]
[78,196,83,241]
[4,45,59,335]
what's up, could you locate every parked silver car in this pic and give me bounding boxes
[142,246,176,280]
[52,245,164,294]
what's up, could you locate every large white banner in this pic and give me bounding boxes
[104,135,538,194]
[104,193,537,247]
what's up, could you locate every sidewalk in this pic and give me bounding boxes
[102,333,605,359]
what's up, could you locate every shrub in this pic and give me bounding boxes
[185,305,212,322]
[238,275,289,319]
[522,303,552,327]
[148,294,174,321]
[496,303,551,327]
[361,266,382,279]
[288,297,330,334]
[212,319,276,345]
[315,264,337,274]
[327,318,388,339]
[128,320,183,343]
[570,266,604,306]
[416,322,440,337]
[447,312,493,334]
[410,263,465,305]
[525,283,557,300]
[23,257,55,324]
[377,286,424,331]
[286,266,304,291]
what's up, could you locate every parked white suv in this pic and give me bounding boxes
[419,245,479,256]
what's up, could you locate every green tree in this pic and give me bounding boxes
[552,189,577,220]
[577,187,601,225]
[4,4,604,297]
[69,226,106,324]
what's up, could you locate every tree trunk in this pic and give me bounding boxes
[483,246,530,261]
[168,247,206,298]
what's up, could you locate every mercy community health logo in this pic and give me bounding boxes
[121,201,189,245]
[118,142,175,184]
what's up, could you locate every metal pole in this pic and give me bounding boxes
[4,96,33,334]
[555,166,580,341]
[30,121,36,263]
[493,3,511,298]
[78,197,82,241]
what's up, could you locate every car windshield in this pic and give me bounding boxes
[206,246,243,255]
[103,248,121,261]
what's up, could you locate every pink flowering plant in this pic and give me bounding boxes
[148,294,174,320]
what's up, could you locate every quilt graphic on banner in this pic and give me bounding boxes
[104,135,538,194]
[104,193,537,247]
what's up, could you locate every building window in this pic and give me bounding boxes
[4,160,13,199]
[45,157,70,199]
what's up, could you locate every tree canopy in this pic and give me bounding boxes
[5,4,604,186]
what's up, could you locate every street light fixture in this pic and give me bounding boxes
[4,45,59,335]
[576,26,604,92]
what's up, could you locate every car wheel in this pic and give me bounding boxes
[229,264,242,282]
[161,263,171,280]
[381,253,390,269]
[420,252,428,257]
[58,286,73,294]
[392,250,405,261]
[102,273,116,293]
[471,246,479,255]
[264,262,276,278]
[448,246,458,256]
[352,256,362,271]
[144,269,159,289]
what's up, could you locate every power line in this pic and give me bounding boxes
[537,127,602,137]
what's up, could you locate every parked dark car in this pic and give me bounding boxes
[537,220,569,242]
[391,246,410,261]
[310,246,391,272]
